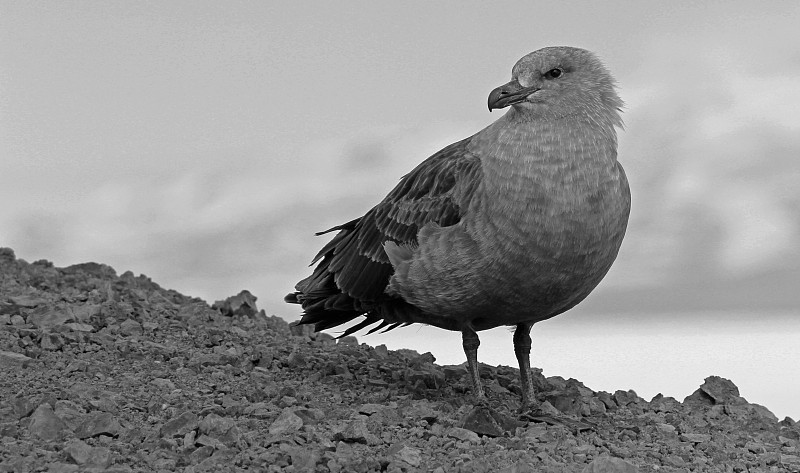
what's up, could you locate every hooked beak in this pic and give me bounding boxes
[488,80,540,111]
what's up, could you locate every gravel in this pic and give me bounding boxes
[0,247,798,472]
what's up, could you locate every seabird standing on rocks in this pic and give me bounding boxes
[286,46,630,414]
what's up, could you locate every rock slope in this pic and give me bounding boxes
[0,248,798,472]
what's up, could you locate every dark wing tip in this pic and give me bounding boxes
[284,292,301,304]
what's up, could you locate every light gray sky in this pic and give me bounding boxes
[2,1,799,418]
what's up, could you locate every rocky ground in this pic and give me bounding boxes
[0,247,798,472]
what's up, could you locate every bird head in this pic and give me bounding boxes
[488,46,623,126]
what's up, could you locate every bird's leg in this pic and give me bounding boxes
[514,322,538,411]
[461,328,485,401]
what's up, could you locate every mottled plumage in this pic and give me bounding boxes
[286,46,630,411]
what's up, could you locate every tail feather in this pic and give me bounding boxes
[287,217,423,337]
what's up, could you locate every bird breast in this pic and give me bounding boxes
[462,117,631,326]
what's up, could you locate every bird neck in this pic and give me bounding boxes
[475,110,619,167]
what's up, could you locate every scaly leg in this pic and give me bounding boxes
[461,328,485,399]
[513,322,538,410]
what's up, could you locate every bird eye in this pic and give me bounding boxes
[544,68,563,79]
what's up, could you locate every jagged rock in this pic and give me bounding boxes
[27,404,69,441]
[333,418,381,445]
[198,413,239,447]
[685,375,744,406]
[268,408,303,435]
[0,246,795,472]
[387,443,422,467]
[63,439,112,468]
[212,290,259,317]
[11,397,37,419]
[460,406,523,437]
[118,319,143,337]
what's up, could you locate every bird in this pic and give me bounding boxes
[285,46,630,414]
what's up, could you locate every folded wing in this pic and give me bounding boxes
[286,137,482,335]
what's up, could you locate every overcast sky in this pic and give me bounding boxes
[2,1,799,419]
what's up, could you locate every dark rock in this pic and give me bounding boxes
[333,418,380,445]
[685,376,744,406]
[405,368,446,389]
[596,391,617,410]
[613,390,640,407]
[459,406,522,437]
[212,290,258,317]
[443,365,465,381]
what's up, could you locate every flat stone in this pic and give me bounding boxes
[27,306,73,328]
[64,323,94,332]
[0,351,34,368]
[358,404,386,415]
[498,461,538,473]
[75,411,122,439]
[161,411,199,437]
[582,455,639,472]
[447,426,480,443]
[680,433,711,443]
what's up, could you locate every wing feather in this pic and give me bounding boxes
[287,136,482,333]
